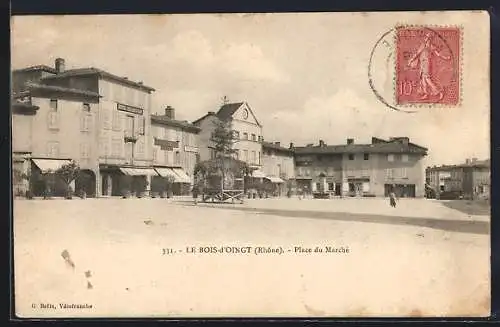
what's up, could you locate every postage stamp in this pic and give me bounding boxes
[395,26,461,106]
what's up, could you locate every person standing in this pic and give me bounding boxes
[389,190,397,208]
[192,185,199,205]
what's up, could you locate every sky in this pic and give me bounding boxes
[11,12,490,166]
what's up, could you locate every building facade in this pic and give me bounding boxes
[261,141,295,195]
[12,58,157,197]
[150,106,200,195]
[426,158,490,199]
[294,137,428,197]
[194,102,263,170]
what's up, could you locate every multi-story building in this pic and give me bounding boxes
[150,106,200,195]
[261,141,295,195]
[12,58,157,197]
[294,137,428,197]
[193,102,264,175]
[426,158,490,199]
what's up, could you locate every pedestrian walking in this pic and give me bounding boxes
[389,191,397,208]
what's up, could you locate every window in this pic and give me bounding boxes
[111,138,122,157]
[99,137,109,156]
[174,151,181,165]
[348,154,354,160]
[386,168,394,179]
[234,149,239,160]
[124,115,134,137]
[100,82,108,98]
[258,151,261,165]
[82,103,91,112]
[48,111,59,130]
[402,154,409,162]
[80,114,91,132]
[243,150,248,161]
[401,167,408,178]
[364,153,369,160]
[252,151,256,164]
[112,110,122,131]
[251,134,256,141]
[153,148,158,162]
[47,141,59,157]
[243,132,248,140]
[328,182,334,191]
[50,99,58,110]
[138,116,145,135]
[136,139,145,155]
[387,154,395,162]
[80,143,90,159]
[102,109,111,130]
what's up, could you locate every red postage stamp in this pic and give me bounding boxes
[395,26,461,106]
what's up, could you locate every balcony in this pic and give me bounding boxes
[124,131,138,143]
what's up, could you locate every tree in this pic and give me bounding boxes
[55,160,80,199]
[210,107,241,191]
[211,118,239,158]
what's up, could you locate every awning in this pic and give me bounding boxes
[119,167,158,176]
[251,169,267,178]
[32,159,72,173]
[155,167,178,179]
[266,176,284,183]
[172,168,192,184]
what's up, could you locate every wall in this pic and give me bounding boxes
[196,115,218,162]
[370,153,425,197]
[97,79,153,167]
[30,96,99,171]
[151,123,199,178]
[12,113,33,153]
[262,149,295,179]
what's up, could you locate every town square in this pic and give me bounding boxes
[11,12,490,317]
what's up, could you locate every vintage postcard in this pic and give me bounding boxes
[11,11,490,318]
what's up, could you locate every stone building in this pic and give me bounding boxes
[12,58,156,197]
[294,137,428,197]
[150,106,200,195]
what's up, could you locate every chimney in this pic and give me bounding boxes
[347,138,354,145]
[274,141,281,147]
[465,158,471,165]
[165,106,175,119]
[55,58,65,73]
[319,140,325,147]
[289,142,294,149]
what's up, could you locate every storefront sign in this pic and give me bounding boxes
[117,103,143,115]
[154,138,178,150]
[184,145,199,153]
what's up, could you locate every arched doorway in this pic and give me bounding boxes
[75,169,97,197]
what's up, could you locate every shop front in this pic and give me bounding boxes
[264,176,285,196]
[99,165,157,197]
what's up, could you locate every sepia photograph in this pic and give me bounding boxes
[11,11,490,318]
